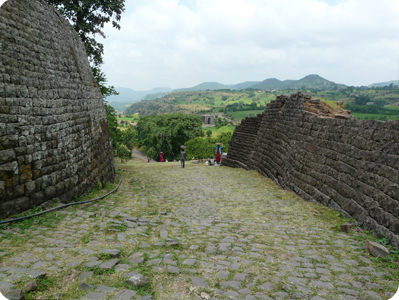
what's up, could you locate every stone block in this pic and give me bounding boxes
[364,240,390,258]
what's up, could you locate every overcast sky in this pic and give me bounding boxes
[3,0,399,90]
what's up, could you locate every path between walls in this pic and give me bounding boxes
[0,161,397,299]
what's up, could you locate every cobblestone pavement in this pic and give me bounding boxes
[0,160,398,300]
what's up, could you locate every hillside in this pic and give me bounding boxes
[124,90,275,117]
[107,87,173,104]
[228,81,261,89]
[174,82,232,91]
[250,78,295,90]
[368,80,399,87]
[289,74,345,89]
[250,75,344,90]
[125,101,188,116]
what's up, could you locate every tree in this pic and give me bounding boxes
[117,144,131,162]
[185,131,233,159]
[206,130,212,137]
[44,0,125,97]
[136,114,203,161]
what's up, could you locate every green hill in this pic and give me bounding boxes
[250,75,344,90]
[107,87,172,104]
[368,80,399,87]
[251,78,295,90]
[174,82,232,91]
[228,81,261,89]
[125,101,184,116]
[289,74,345,89]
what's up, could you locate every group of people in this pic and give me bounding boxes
[159,144,224,169]
[208,144,223,166]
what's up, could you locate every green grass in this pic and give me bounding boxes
[204,124,235,136]
[320,98,340,109]
[225,109,264,120]
[351,112,399,121]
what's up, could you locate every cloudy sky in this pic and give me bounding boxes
[99,0,399,90]
[5,0,399,90]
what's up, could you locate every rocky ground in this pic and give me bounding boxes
[0,156,398,300]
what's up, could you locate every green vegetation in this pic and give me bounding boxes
[225,110,264,121]
[117,144,131,162]
[344,94,399,120]
[185,131,232,159]
[125,90,274,117]
[351,113,399,121]
[205,124,235,137]
[135,113,204,161]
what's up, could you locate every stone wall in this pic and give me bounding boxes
[222,113,263,170]
[225,92,399,247]
[201,114,215,125]
[0,0,115,217]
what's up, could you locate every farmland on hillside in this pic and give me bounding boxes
[122,86,399,123]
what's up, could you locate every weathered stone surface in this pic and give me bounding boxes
[182,259,197,266]
[364,240,390,258]
[99,259,119,270]
[79,282,96,291]
[341,223,354,233]
[24,280,37,293]
[224,92,399,248]
[0,288,25,300]
[95,285,116,293]
[27,271,46,279]
[190,277,209,288]
[0,0,115,218]
[82,291,106,299]
[125,274,149,287]
[114,289,137,300]
[99,249,120,258]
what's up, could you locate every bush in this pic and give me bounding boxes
[185,131,232,159]
[117,144,131,162]
[206,130,212,137]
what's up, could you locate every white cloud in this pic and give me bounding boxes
[100,0,399,90]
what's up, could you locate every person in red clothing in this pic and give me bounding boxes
[160,152,164,162]
[215,144,223,163]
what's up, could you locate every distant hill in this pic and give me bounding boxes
[125,101,192,116]
[141,92,172,101]
[289,74,345,89]
[106,87,173,104]
[228,81,261,89]
[250,78,295,90]
[174,82,232,92]
[250,75,345,90]
[107,101,132,113]
[368,80,399,87]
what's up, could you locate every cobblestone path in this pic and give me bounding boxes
[0,160,398,300]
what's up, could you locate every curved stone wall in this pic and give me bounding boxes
[0,0,115,217]
[225,92,399,247]
[222,113,263,170]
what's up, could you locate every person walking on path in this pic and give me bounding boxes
[160,152,164,162]
[180,147,186,168]
[215,143,223,164]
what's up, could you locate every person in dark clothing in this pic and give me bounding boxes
[180,149,186,168]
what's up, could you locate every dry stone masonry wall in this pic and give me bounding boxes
[225,92,399,247]
[0,0,115,217]
[223,113,263,170]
